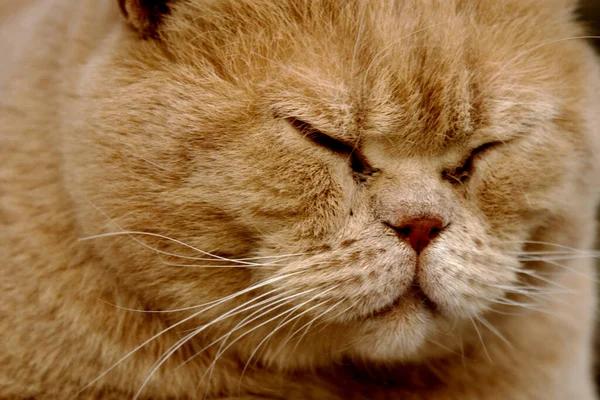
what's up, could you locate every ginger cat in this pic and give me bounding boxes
[1,0,600,399]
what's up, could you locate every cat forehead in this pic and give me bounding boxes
[165,0,570,151]
[259,32,553,154]
[266,61,482,154]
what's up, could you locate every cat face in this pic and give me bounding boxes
[68,0,600,366]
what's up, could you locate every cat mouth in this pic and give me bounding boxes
[370,286,437,318]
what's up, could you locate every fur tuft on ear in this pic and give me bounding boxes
[118,0,172,38]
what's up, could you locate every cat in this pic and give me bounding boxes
[1,0,600,399]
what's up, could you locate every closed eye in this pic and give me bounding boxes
[442,141,504,184]
[284,117,353,153]
[284,116,376,177]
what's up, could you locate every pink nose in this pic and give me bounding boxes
[388,216,446,254]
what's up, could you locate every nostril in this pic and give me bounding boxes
[386,216,446,254]
[428,226,441,239]
[394,225,412,239]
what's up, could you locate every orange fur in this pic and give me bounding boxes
[1,0,599,399]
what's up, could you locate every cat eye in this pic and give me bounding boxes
[285,117,353,154]
[284,117,377,178]
[442,141,503,184]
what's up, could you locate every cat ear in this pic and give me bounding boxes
[118,0,172,38]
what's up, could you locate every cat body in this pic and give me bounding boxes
[1,0,599,399]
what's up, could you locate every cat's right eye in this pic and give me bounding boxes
[284,117,354,154]
[284,116,376,178]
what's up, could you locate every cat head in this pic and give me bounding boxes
[67,0,600,366]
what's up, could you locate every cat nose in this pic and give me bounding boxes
[387,216,447,254]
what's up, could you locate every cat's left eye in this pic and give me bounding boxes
[442,141,503,184]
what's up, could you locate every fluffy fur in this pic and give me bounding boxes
[1,0,600,399]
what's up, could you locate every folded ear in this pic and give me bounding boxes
[118,0,172,38]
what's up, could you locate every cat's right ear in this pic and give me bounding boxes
[118,0,173,39]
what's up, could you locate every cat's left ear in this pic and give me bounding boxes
[118,0,172,38]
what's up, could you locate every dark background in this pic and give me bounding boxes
[580,0,600,40]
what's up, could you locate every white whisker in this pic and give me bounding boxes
[312,299,361,332]
[132,287,314,400]
[199,295,322,396]
[239,296,335,386]
[496,239,596,254]
[286,299,346,357]
[80,231,268,266]
[474,316,512,348]
[159,258,281,269]
[469,316,491,363]
[77,272,302,395]
[176,288,315,369]
[518,254,599,262]
[523,258,598,283]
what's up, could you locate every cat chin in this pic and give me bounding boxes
[346,301,440,363]
[350,323,432,363]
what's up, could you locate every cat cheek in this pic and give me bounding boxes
[470,141,571,226]
[419,221,518,318]
[270,243,415,320]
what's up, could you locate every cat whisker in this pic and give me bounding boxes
[469,316,491,363]
[522,258,598,283]
[484,296,542,310]
[134,287,316,400]
[200,290,335,397]
[511,267,558,277]
[479,291,570,317]
[166,252,309,263]
[473,315,512,349]
[174,289,300,335]
[499,261,595,287]
[510,249,599,256]
[502,268,572,290]
[492,278,575,296]
[485,283,575,296]
[83,201,275,265]
[311,298,362,333]
[488,298,568,317]
[482,305,525,317]
[235,252,312,261]
[80,231,269,266]
[496,239,596,254]
[78,272,302,395]
[518,254,600,262]
[276,299,345,359]
[98,296,231,314]
[159,257,281,269]
[176,288,313,368]
[238,296,336,388]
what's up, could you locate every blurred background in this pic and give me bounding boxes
[580,0,600,38]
